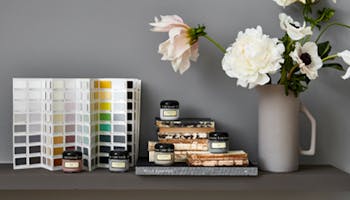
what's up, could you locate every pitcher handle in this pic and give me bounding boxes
[300,104,316,156]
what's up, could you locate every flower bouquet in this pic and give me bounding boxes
[149,0,350,172]
[150,0,349,96]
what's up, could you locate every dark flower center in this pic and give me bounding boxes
[300,53,312,65]
[289,23,300,28]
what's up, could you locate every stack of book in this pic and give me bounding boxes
[148,118,215,162]
[187,150,249,167]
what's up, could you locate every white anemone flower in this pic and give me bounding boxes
[222,26,285,89]
[337,50,350,80]
[290,42,323,80]
[279,13,312,41]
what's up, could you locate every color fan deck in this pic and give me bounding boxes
[12,78,141,171]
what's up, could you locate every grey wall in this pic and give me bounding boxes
[0,0,349,173]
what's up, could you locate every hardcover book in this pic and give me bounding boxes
[155,118,215,128]
[187,151,249,167]
[135,158,258,176]
[148,141,208,151]
[148,150,207,162]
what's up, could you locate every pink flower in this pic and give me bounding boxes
[150,15,199,74]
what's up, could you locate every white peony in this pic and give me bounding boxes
[273,0,298,7]
[222,26,285,89]
[274,0,335,7]
[279,13,312,40]
[337,50,350,80]
[290,42,323,80]
[298,0,318,3]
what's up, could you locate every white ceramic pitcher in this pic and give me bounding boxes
[257,85,316,173]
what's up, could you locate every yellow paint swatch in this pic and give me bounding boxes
[53,115,63,123]
[94,103,98,111]
[100,102,111,111]
[100,81,112,88]
[54,126,63,133]
[53,136,63,144]
[54,147,64,155]
[94,92,99,100]
[99,91,111,100]
[94,80,99,88]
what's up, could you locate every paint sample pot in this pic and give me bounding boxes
[208,132,229,153]
[62,150,83,173]
[160,100,179,120]
[109,150,130,172]
[154,143,175,166]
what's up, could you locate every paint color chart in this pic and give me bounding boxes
[13,78,141,171]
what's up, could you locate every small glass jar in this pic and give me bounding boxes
[109,150,130,172]
[208,132,229,153]
[62,150,83,173]
[160,100,179,120]
[154,143,175,166]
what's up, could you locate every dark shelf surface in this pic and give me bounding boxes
[0,164,349,191]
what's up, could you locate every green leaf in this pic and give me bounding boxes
[317,41,332,59]
[322,63,345,71]
[317,8,335,24]
[305,16,317,27]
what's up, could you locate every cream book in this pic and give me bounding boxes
[148,141,208,151]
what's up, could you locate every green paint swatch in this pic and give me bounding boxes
[83,137,89,145]
[100,113,111,121]
[100,124,111,132]
[99,135,111,142]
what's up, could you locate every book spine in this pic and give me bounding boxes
[155,121,215,128]
[187,158,249,167]
[158,127,215,133]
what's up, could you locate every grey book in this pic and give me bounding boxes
[135,158,258,176]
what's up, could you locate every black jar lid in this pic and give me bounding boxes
[154,143,175,152]
[109,150,129,159]
[62,150,82,160]
[160,100,179,109]
[209,132,229,140]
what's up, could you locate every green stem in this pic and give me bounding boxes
[287,64,300,80]
[315,22,350,43]
[203,35,226,54]
[322,54,338,62]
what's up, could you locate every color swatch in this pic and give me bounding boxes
[13,78,141,171]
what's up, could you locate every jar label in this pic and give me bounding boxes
[111,161,126,168]
[163,110,177,117]
[211,142,226,149]
[64,161,79,168]
[157,154,172,161]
